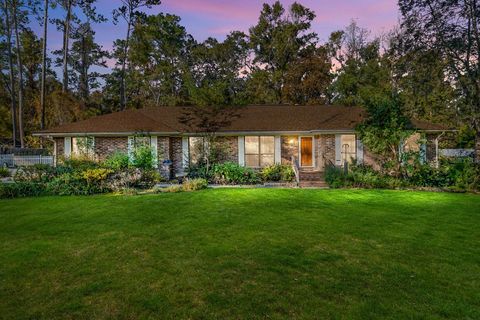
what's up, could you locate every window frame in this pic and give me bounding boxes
[244,136,275,168]
[72,136,95,159]
[340,134,357,164]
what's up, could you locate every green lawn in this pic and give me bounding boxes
[1,189,479,319]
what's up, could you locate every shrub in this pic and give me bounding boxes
[61,158,98,171]
[210,162,260,185]
[132,146,155,170]
[103,152,130,171]
[14,164,56,183]
[261,164,295,182]
[0,182,46,199]
[325,166,346,188]
[182,178,208,191]
[0,167,10,178]
[109,168,159,191]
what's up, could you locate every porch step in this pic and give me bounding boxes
[298,181,329,188]
[298,170,328,188]
[299,171,324,181]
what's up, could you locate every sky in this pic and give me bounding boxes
[34,0,400,75]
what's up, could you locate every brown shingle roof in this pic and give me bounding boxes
[35,105,449,135]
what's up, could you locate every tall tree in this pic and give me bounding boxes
[127,12,192,107]
[112,0,161,110]
[1,0,17,146]
[399,0,480,159]
[54,0,105,93]
[188,31,249,106]
[248,1,317,103]
[12,0,25,147]
[69,22,108,101]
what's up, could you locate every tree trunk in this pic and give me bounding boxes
[79,32,89,100]
[40,0,48,130]
[62,0,71,92]
[13,1,25,148]
[120,18,131,110]
[3,0,17,147]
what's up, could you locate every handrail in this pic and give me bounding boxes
[291,155,300,185]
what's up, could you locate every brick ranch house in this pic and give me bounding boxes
[34,105,448,182]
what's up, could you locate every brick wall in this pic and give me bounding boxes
[94,137,128,161]
[425,134,437,162]
[157,137,171,179]
[170,137,183,177]
[216,136,238,163]
[54,138,64,158]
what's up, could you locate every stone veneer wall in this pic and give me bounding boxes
[281,136,298,164]
[94,137,128,161]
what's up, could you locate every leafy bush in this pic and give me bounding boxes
[261,164,295,182]
[0,167,10,178]
[14,164,56,183]
[132,146,155,170]
[103,152,130,171]
[210,162,260,185]
[0,182,46,199]
[182,178,208,191]
[325,166,346,188]
[61,158,98,171]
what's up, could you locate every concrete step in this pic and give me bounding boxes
[299,181,329,188]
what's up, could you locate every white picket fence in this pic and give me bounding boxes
[0,154,54,167]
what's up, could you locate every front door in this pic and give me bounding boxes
[300,137,313,167]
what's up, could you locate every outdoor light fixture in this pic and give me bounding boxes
[289,138,296,145]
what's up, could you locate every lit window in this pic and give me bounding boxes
[340,135,356,163]
[245,136,274,167]
[72,137,95,158]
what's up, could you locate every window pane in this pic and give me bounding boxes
[245,136,259,154]
[245,154,259,167]
[341,135,356,163]
[260,154,274,167]
[260,136,274,154]
[134,137,150,148]
[189,137,204,165]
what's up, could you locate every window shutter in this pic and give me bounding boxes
[356,139,364,164]
[181,137,189,169]
[238,136,245,166]
[127,136,134,161]
[64,137,71,158]
[150,136,158,168]
[335,134,341,165]
[274,136,281,164]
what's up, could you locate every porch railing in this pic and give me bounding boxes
[291,156,300,185]
[0,154,54,168]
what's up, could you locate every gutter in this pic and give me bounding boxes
[32,128,455,138]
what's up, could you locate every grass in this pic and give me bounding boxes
[0,189,479,319]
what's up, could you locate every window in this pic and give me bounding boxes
[245,136,275,167]
[189,137,209,165]
[72,136,95,158]
[340,135,356,163]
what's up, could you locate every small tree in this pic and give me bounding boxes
[356,96,414,176]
